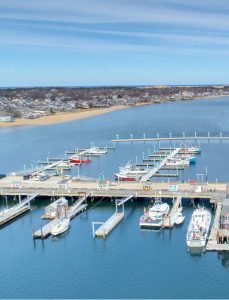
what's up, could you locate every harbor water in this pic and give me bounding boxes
[0,96,229,298]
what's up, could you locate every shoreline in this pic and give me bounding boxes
[0,95,227,128]
[0,105,128,128]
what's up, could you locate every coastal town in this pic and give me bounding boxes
[0,85,229,123]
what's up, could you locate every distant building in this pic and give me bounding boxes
[0,115,14,122]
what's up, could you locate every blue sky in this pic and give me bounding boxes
[0,0,229,87]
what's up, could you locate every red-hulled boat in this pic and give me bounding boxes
[69,157,91,164]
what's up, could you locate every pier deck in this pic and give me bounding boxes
[206,202,225,251]
[0,205,30,227]
[162,196,182,228]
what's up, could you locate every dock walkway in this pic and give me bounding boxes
[162,196,182,228]
[141,148,180,181]
[206,202,224,251]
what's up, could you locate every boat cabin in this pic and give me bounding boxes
[43,197,68,219]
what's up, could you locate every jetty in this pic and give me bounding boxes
[206,201,227,251]
[112,132,227,143]
[162,196,182,228]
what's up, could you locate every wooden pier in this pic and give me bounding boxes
[206,201,226,251]
[162,196,182,228]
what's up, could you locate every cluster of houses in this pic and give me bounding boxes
[0,86,229,122]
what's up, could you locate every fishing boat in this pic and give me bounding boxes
[186,206,211,250]
[114,162,147,181]
[140,199,170,229]
[69,156,90,164]
[51,217,70,236]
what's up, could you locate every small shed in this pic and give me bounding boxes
[220,199,229,229]
[44,197,68,219]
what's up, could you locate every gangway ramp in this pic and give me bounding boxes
[162,196,182,228]
[0,193,39,227]
[116,195,134,206]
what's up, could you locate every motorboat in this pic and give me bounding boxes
[140,199,170,229]
[114,161,147,181]
[69,156,91,164]
[175,212,185,225]
[186,206,211,250]
[51,217,70,236]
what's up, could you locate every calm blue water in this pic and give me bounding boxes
[0,96,229,298]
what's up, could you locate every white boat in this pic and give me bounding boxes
[51,217,70,236]
[114,162,147,181]
[140,199,170,229]
[181,147,201,154]
[175,212,185,225]
[186,207,211,250]
[166,158,189,166]
[88,147,107,155]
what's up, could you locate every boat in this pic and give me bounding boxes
[69,156,90,164]
[140,199,170,229]
[88,147,107,155]
[51,217,70,236]
[181,147,201,154]
[186,206,211,250]
[166,158,189,166]
[175,212,185,225]
[114,162,147,181]
[178,155,196,164]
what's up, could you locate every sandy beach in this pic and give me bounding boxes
[0,105,128,127]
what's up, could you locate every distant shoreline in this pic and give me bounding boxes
[0,105,129,127]
[0,95,227,128]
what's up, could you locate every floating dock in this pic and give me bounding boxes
[94,212,124,238]
[92,196,133,238]
[206,201,225,251]
[162,196,182,228]
[33,195,88,239]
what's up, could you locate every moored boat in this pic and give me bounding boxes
[175,212,185,225]
[69,156,90,164]
[51,217,70,236]
[140,199,170,229]
[186,206,211,250]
